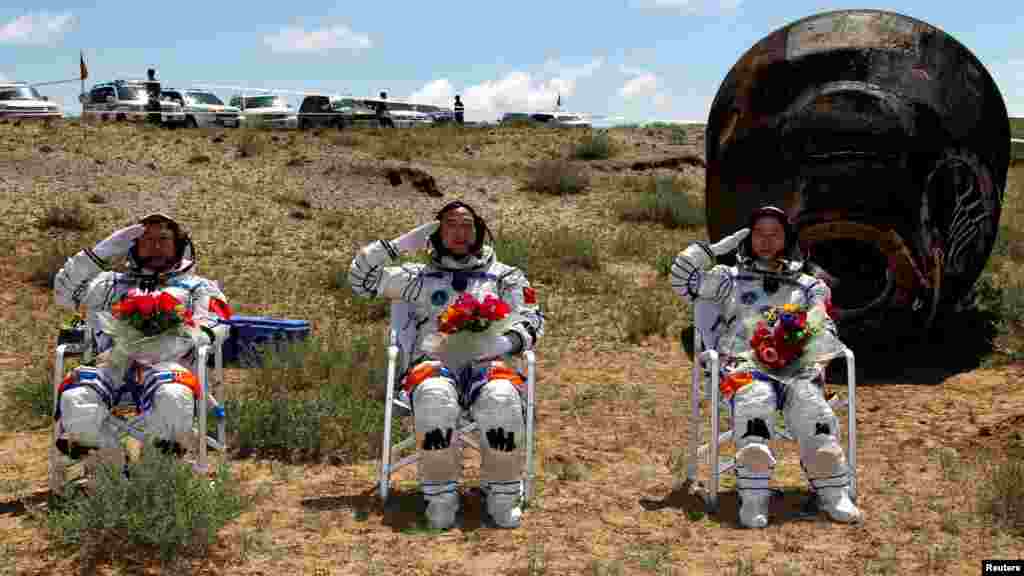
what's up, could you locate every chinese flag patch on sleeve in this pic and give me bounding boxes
[523,286,537,305]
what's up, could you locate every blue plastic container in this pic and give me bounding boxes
[221,316,312,367]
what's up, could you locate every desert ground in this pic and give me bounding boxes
[0,118,1022,575]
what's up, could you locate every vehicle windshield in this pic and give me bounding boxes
[242,95,280,108]
[0,86,43,100]
[187,92,224,106]
[557,115,581,121]
[116,85,144,100]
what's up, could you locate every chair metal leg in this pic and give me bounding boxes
[49,345,69,494]
[707,350,721,513]
[215,333,226,451]
[524,350,536,506]
[196,345,209,474]
[380,344,398,503]
[687,352,700,483]
[844,347,857,502]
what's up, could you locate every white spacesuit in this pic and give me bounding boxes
[671,206,862,528]
[349,201,544,530]
[53,213,230,464]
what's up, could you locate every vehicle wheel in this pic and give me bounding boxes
[298,118,308,130]
[186,115,198,129]
[116,113,126,121]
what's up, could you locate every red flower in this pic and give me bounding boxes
[183,309,195,327]
[757,345,779,366]
[479,294,511,321]
[111,298,136,318]
[157,292,180,313]
[453,293,480,315]
[439,305,472,334]
[135,294,156,316]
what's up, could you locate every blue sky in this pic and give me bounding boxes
[1,1,1021,124]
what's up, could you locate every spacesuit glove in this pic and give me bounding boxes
[93,223,146,261]
[393,222,440,254]
[475,334,520,361]
[710,227,750,256]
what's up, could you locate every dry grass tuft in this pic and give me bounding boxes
[526,159,590,195]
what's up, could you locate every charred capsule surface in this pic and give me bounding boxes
[705,9,1010,332]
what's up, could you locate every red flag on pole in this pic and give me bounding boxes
[79,51,88,80]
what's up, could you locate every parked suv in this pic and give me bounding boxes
[229,94,296,129]
[331,97,378,127]
[297,95,344,130]
[161,88,241,128]
[80,80,186,126]
[0,81,62,120]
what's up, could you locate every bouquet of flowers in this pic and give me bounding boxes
[747,303,843,371]
[96,289,200,381]
[421,293,520,371]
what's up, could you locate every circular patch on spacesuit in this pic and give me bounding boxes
[741,291,759,305]
[431,289,449,306]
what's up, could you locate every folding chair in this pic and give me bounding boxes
[48,321,230,494]
[685,300,857,512]
[378,301,537,505]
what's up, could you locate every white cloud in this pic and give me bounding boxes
[619,68,673,115]
[989,58,1024,117]
[0,72,7,82]
[620,72,659,99]
[263,22,371,54]
[633,0,741,15]
[409,58,603,121]
[0,11,76,45]
[409,78,455,107]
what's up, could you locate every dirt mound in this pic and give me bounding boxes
[979,413,1024,440]
[384,165,443,197]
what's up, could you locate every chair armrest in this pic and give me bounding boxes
[211,323,230,347]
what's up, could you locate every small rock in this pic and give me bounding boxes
[39,145,54,154]
[145,162,157,170]
[211,135,225,144]
[979,426,992,437]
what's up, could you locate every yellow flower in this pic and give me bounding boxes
[782,303,799,313]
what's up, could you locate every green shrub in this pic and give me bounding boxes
[616,175,705,229]
[526,159,590,195]
[573,131,614,160]
[225,326,403,463]
[978,456,1024,536]
[4,365,53,429]
[37,203,95,231]
[46,442,244,565]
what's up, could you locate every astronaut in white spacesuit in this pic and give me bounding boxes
[349,201,544,530]
[671,206,862,528]
[53,213,231,469]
